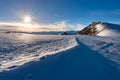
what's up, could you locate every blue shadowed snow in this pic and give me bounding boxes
[0,38,120,80]
[99,43,113,50]
[103,23,120,32]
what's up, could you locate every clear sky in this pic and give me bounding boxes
[0,0,120,25]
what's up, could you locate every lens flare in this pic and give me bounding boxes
[23,16,32,23]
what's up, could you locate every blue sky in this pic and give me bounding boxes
[0,0,120,25]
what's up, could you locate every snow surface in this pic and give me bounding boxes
[0,31,120,80]
[0,32,77,72]
[79,35,120,68]
[95,23,105,32]
[97,23,120,37]
[0,32,120,70]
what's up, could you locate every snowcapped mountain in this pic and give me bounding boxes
[78,22,120,37]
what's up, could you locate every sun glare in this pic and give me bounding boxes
[24,16,32,23]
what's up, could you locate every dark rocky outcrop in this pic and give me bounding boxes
[59,32,67,35]
[77,22,103,35]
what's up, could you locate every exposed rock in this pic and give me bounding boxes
[59,32,67,35]
[77,22,104,35]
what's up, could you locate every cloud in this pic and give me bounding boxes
[0,21,84,32]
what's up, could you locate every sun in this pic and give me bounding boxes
[23,16,32,23]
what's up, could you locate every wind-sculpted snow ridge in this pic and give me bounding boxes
[78,35,120,68]
[0,32,77,72]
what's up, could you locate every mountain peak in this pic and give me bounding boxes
[78,22,120,37]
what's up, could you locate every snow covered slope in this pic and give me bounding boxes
[0,31,120,80]
[0,32,120,71]
[0,34,120,80]
[78,35,120,68]
[78,22,120,37]
[0,32,77,72]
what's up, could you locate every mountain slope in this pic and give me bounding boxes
[78,22,120,37]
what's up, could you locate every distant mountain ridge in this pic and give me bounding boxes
[78,22,120,37]
[0,21,120,36]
